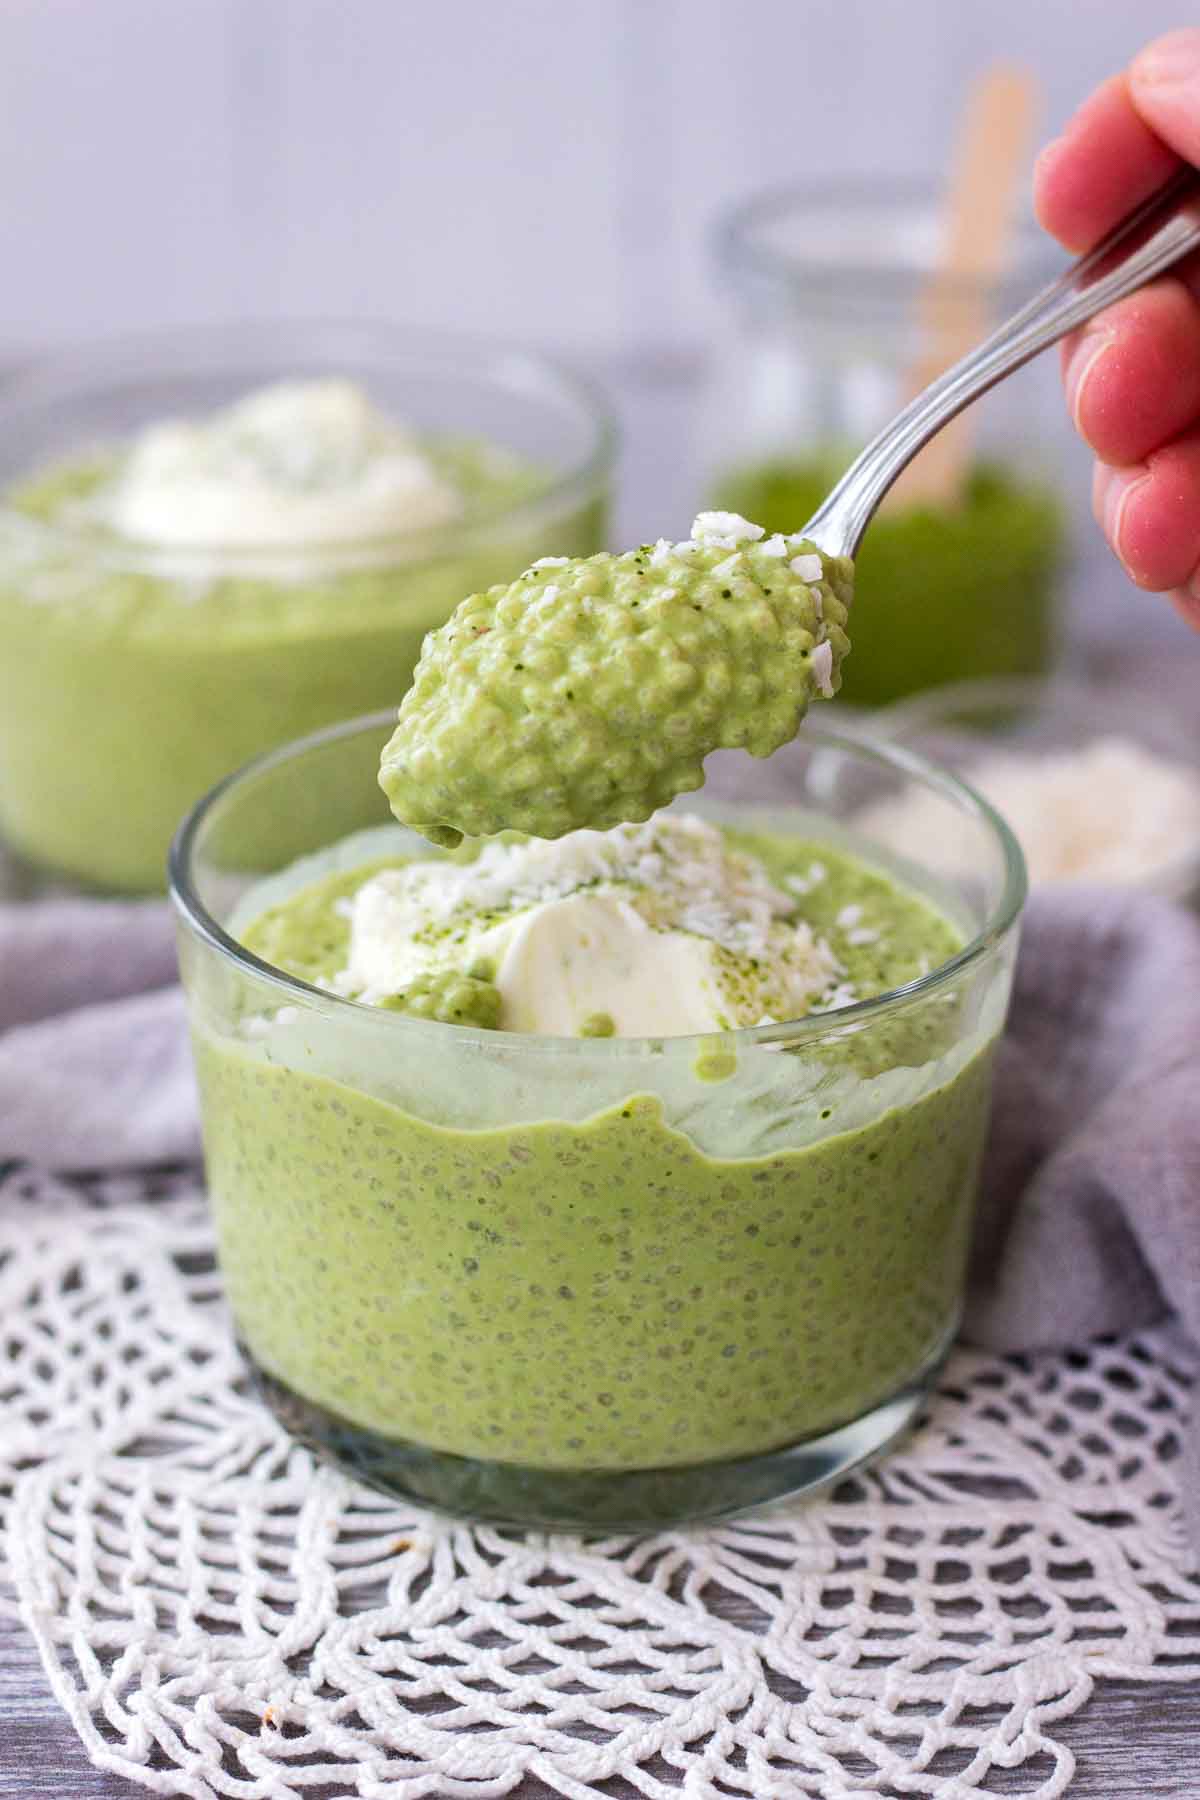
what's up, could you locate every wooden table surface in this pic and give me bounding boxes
[3,353,1200,1797]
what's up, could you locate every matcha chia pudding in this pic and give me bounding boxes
[0,326,610,892]
[173,702,1024,1527]
[380,509,852,844]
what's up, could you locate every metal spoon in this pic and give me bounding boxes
[801,167,1200,560]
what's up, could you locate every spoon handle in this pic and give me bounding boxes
[803,166,1200,559]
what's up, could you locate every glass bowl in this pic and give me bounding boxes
[861,675,1200,904]
[170,713,1025,1531]
[0,322,614,894]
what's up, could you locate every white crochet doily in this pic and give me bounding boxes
[2,1163,1199,1800]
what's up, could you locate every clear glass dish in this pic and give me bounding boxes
[170,713,1025,1531]
[863,674,1200,904]
[0,322,614,894]
[703,180,1071,707]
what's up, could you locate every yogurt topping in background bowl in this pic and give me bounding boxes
[95,378,463,550]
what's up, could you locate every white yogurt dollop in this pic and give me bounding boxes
[334,814,846,1037]
[99,379,461,548]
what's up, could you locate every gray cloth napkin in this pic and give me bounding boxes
[968,882,1200,1550]
[2,868,1199,1541]
[0,900,199,1170]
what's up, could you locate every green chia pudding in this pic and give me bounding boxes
[710,458,1064,708]
[192,814,999,1475]
[0,379,605,891]
[380,510,852,845]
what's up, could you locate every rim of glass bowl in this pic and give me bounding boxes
[712,177,1065,319]
[169,710,1028,1054]
[868,671,1200,750]
[0,319,617,578]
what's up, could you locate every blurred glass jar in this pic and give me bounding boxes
[705,181,1071,708]
[0,323,613,894]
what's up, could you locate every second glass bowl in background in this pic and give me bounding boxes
[0,322,614,894]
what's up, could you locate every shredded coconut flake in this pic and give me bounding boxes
[789,553,823,583]
[785,861,828,897]
[812,980,859,1013]
[690,511,765,545]
[810,641,835,698]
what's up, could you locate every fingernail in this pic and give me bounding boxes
[1099,467,1148,566]
[1064,330,1113,432]
[1134,27,1200,89]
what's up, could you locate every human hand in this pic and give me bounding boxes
[1034,28,1200,630]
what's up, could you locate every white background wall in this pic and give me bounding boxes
[1,0,1192,361]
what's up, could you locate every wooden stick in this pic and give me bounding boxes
[882,64,1038,512]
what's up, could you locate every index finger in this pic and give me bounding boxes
[1034,72,1180,253]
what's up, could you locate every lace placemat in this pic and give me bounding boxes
[2,1162,1198,1800]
